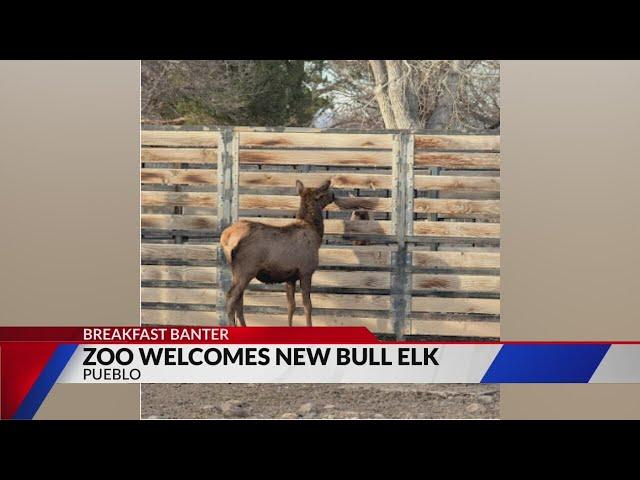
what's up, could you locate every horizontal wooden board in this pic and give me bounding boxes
[141,214,217,230]
[414,152,500,169]
[414,199,500,217]
[141,265,217,283]
[240,195,391,213]
[250,271,389,289]
[141,309,496,336]
[242,313,394,332]
[240,149,391,167]
[241,217,393,235]
[142,309,218,326]
[319,246,393,267]
[414,135,500,151]
[141,192,217,208]
[141,287,217,304]
[411,297,500,315]
[437,245,500,253]
[411,250,500,269]
[239,171,392,190]
[413,274,500,293]
[412,221,500,239]
[244,291,390,310]
[141,169,217,185]
[141,244,218,261]
[414,175,500,192]
[141,130,219,147]
[437,190,500,201]
[409,320,499,338]
[141,147,217,163]
[239,131,393,149]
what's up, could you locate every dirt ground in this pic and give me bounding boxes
[141,383,499,419]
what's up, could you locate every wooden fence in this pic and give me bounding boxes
[141,126,500,338]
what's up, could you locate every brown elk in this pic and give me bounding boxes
[349,209,371,246]
[220,180,335,327]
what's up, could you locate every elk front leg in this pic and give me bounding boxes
[286,281,296,327]
[300,275,313,327]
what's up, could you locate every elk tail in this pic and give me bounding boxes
[220,221,250,265]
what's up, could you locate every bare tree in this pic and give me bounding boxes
[369,60,422,129]
[141,60,499,131]
[322,60,499,131]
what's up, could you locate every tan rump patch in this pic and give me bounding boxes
[220,221,253,263]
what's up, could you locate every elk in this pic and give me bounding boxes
[220,180,335,327]
[349,209,371,246]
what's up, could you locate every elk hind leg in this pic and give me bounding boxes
[236,291,246,327]
[226,275,249,327]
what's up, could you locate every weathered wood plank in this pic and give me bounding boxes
[412,274,500,293]
[141,287,217,304]
[319,246,392,267]
[412,297,500,315]
[437,190,500,201]
[141,244,391,266]
[239,171,392,190]
[141,147,217,163]
[249,270,390,289]
[141,214,217,231]
[413,221,500,239]
[239,194,391,213]
[141,309,218,326]
[141,244,218,261]
[414,135,500,151]
[141,309,497,335]
[141,265,217,283]
[411,250,500,269]
[239,131,393,149]
[141,130,219,147]
[414,199,500,217]
[240,150,391,167]
[141,192,217,208]
[410,319,500,338]
[242,313,394,332]
[141,169,217,185]
[414,152,500,169]
[241,217,393,235]
[414,175,500,192]
[244,291,390,310]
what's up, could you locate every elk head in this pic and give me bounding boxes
[296,179,335,210]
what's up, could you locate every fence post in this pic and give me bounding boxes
[427,165,441,251]
[216,127,239,325]
[391,132,413,339]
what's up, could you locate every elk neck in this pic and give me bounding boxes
[296,197,325,239]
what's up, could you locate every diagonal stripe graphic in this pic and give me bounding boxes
[481,344,611,383]
[12,344,78,420]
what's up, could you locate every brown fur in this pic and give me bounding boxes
[350,210,371,246]
[220,180,335,326]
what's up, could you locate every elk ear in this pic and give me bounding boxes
[296,180,304,195]
[318,180,331,192]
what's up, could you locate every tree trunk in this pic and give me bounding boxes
[368,60,397,129]
[426,60,466,130]
[384,60,421,129]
